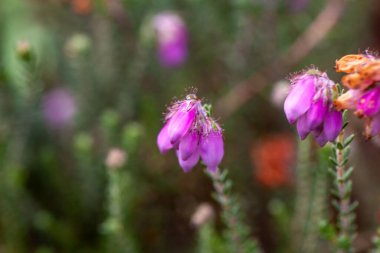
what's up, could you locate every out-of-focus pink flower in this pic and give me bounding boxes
[105,148,127,170]
[191,203,214,228]
[153,12,188,68]
[42,88,76,129]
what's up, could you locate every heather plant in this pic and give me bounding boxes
[156,49,380,252]
[0,0,379,253]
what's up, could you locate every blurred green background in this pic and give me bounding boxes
[0,0,378,252]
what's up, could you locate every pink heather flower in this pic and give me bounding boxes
[366,112,380,138]
[336,87,380,139]
[284,69,343,146]
[356,87,380,117]
[153,12,188,68]
[157,94,224,173]
[199,130,224,173]
[42,88,76,129]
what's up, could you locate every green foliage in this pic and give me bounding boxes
[208,169,260,253]
[291,138,329,253]
[326,121,357,253]
[196,223,226,253]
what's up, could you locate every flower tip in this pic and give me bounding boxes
[157,123,174,154]
[207,166,218,174]
[296,115,310,140]
[177,149,200,173]
[199,132,224,171]
[324,111,343,141]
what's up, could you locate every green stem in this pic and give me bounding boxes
[103,168,136,253]
[331,129,357,253]
[371,228,380,253]
[291,137,327,253]
[336,131,350,236]
[207,169,260,253]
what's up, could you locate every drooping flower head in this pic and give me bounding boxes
[284,68,343,146]
[157,93,224,173]
[335,52,380,138]
[153,12,188,68]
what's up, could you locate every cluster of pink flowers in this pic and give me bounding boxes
[334,53,380,138]
[284,69,343,146]
[157,94,224,173]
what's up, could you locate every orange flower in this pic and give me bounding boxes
[251,134,295,189]
[335,54,374,73]
[335,53,380,90]
[70,0,91,15]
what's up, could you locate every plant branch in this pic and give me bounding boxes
[207,169,260,253]
[215,0,346,119]
[330,129,357,253]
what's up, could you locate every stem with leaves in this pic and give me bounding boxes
[329,121,357,252]
[291,138,328,253]
[102,167,138,253]
[371,228,380,253]
[207,169,260,253]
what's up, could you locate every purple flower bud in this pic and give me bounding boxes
[296,114,310,140]
[306,98,328,130]
[176,149,200,173]
[199,131,224,173]
[356,87,380,117]
[367,113,380,138]
[284,75,316,123]
[42,88,76,129]
[167,105,196,145]
[157,122,174,154]
[153,12,188,68]
[312,130,328,147]
[323,110,343,141]
[178,131,199,160]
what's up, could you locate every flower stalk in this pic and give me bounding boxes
[371,228,380,253]
[291,137,328,253]
[207,169,260,253]
[102,168,137,253]
[329,124,357,252]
